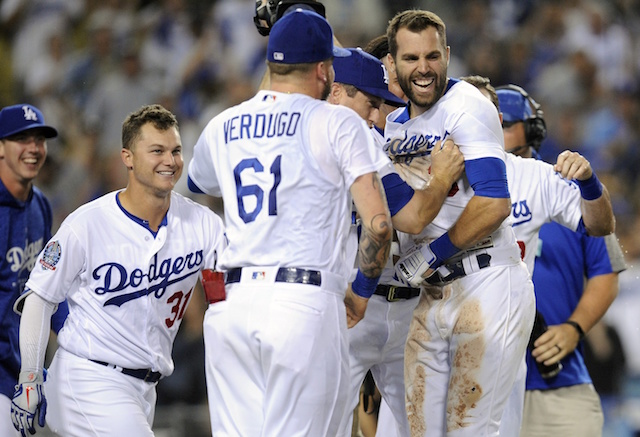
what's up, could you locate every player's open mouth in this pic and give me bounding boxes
[413,77,434,90]
[23,157,39,165]
[158,171,174,176]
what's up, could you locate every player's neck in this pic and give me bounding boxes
[118,187,171,231]
[0,170,32,202]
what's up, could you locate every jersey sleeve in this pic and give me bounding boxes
[542,168,583,232]
[25,223,87,304]
[331,108,384,188]
[188,120,223,196]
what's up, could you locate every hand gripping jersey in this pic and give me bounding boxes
[24,191,225,376]
[189,90,382,277]
[385,79,517,253]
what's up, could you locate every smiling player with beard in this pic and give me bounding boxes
[383,10,535,436]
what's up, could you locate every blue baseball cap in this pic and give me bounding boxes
[334,48,406,107]
[496,89,532,123]
[267,9,350,64]
[0,104,58,139]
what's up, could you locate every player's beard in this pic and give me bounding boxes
[321,79,331,101]
[398,70,446,114]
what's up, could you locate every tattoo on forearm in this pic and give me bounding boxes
[359,213,391,278]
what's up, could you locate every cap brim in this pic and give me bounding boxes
[358,85,407,107]
[2,124,58,139]
[333,46,351,58]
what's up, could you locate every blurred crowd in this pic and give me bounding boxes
[2,0,640,435]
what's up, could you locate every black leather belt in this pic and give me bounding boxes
[225,267,322,286]
[90,360,162,383]
[374,284,420,301]
[426,253,492,286]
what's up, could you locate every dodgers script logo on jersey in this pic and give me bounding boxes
[6,237,44,275]
[384,129,451,162]
[94,251,204,307]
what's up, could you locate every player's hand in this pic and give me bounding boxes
[430,139,464,186]
[344,286,369,328]
[531,323,580,367]
[553,150,593,181]
[395,244,442,288]
[11,371,47,436]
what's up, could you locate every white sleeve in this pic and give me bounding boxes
[19,293,55,374]
[542,166,582,231]
[188,120,222,196]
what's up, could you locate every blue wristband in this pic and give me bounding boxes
[429,232,461,264]
[576,173,603,200]
[351,270,380,298]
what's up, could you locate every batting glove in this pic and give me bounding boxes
[396,233,461,288]
[11,371,47,436]
[395,244,441,287]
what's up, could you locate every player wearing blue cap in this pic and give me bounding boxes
[12,104,226,436]
[326,47,463,437]
[189,10,393,436]
[492,83,622,437]
[461,76,617,436]
[0,104,68,436]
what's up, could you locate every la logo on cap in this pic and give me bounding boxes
[22,105,38,122]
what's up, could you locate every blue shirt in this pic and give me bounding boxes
[0,179,67,397]
[526,222,624,390]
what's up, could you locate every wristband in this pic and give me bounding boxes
[429,232,461,263]
[564,320,585,340]
[351,270,380,299]
[576,173,603,200]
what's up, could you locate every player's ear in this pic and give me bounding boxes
[386,53,395,73]
[328,82,342,103]
[121,147,133,170]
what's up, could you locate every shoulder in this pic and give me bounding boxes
[170,193,223,225]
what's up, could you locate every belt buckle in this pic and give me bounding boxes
[143,369,153,382]
[386,286,401,302]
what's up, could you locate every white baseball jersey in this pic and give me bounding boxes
[189,90,382,277]
[386,79,515,250]
[190,90,385,436]
[386,79,535,436]
[505,153,582,272]
[25,191,225,376]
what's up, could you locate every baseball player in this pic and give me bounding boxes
[384,10,535,436]
[0,104,69,437]
[187,10,393,437]
[11,104,226,436]
[326,47,463,437]
[462,76,616,436]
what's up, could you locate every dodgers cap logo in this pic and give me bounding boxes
[333,48,406,107]
[0,104,58,139]
[267,9,350,64]
[496,89,532,123]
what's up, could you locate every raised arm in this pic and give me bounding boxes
[554,150,615,236]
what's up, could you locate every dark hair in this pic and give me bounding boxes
[364,34,389,60]
[387,10,447,58]
[121,104,179,150]
[460,75,500,111]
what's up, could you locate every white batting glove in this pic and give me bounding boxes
[395,244,441,288]
[11,371,47,436]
